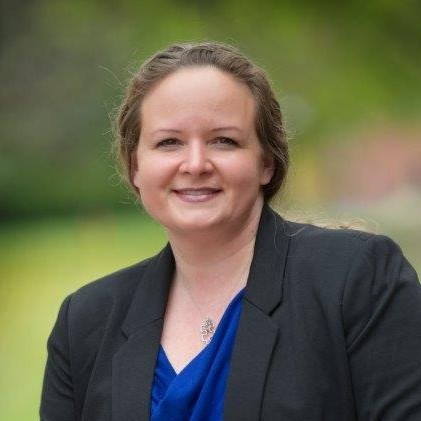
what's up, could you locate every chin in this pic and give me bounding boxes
[166,211,229,234]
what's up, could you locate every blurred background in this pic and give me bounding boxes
[1,0,420,418]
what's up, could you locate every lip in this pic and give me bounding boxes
[173,187,222,203]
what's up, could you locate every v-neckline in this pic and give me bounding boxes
[159,287,246,376]
[159,342,211,377]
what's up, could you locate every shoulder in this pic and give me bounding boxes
[282,216,411,270]
[261,205,379,267]
[274,212,419,300]
[72,257,152,304]
[283,217,373,252]
[277,215,405,268]
[261,206,412,284]
[62,253,159,331]
[277,213,420,342]
[280,218,420,346]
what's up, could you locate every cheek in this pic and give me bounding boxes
[135,156,177,192]
[227,157,266,190]
[131,159,155,198]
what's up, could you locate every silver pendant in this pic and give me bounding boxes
[201,317,215,345]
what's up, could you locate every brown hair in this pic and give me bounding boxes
[116,41,289,201]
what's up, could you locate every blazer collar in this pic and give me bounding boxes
[113,204,291,421]
[113,245,174,421]
[245,202,290,314]
[121,203,290,336]
[224,203,291,421]
[121,243,174,338]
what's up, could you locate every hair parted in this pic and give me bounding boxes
[116,41,289,202]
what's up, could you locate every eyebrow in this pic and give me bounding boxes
[152,129,182,135]
[211,126,243,133]
[152,126,243,135]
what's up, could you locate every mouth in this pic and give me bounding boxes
[173,187,222,202]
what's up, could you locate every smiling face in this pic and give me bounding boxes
[131,66,274,235]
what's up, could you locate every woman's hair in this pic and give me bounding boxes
[116,41,289,202]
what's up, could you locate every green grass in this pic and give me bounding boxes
[0,211,166,420]
[0,210,419,420]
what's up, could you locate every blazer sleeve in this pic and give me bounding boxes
[40,294,77,421]
[342,234,421,420]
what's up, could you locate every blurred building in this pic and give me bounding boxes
[327,126,421,205]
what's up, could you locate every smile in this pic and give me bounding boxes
[173,188,222,202]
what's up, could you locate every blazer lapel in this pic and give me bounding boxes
[111,205,290,421]
[112,244,174,421]
[224,204,290,421]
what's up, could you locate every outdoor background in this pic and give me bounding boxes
[1,1,420,419]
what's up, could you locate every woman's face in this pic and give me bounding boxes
[131,66,274,235]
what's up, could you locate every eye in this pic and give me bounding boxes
[156,138,182,148]
[213,137,239,147]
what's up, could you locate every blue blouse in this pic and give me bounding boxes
[150,289,245,421]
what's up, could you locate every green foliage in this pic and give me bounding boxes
[1,0,420,217]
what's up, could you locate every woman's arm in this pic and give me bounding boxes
[342,235,421,420]
[40,295,77,421]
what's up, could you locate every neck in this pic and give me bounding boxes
[167,202,263,298]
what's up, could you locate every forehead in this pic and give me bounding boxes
[139,66,257,133]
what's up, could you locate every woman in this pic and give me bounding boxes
[40,42,421,421]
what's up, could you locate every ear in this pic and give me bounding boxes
[260,153,275,186]
[130,150,141,190]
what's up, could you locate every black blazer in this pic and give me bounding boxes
[40,205,421,420]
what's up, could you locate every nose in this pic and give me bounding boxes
[179,141,214,175]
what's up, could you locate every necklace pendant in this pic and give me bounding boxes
[200,317,215,345]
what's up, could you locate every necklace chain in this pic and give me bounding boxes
[178,261,251,345]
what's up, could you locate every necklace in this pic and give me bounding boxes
[178,261,251,345]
